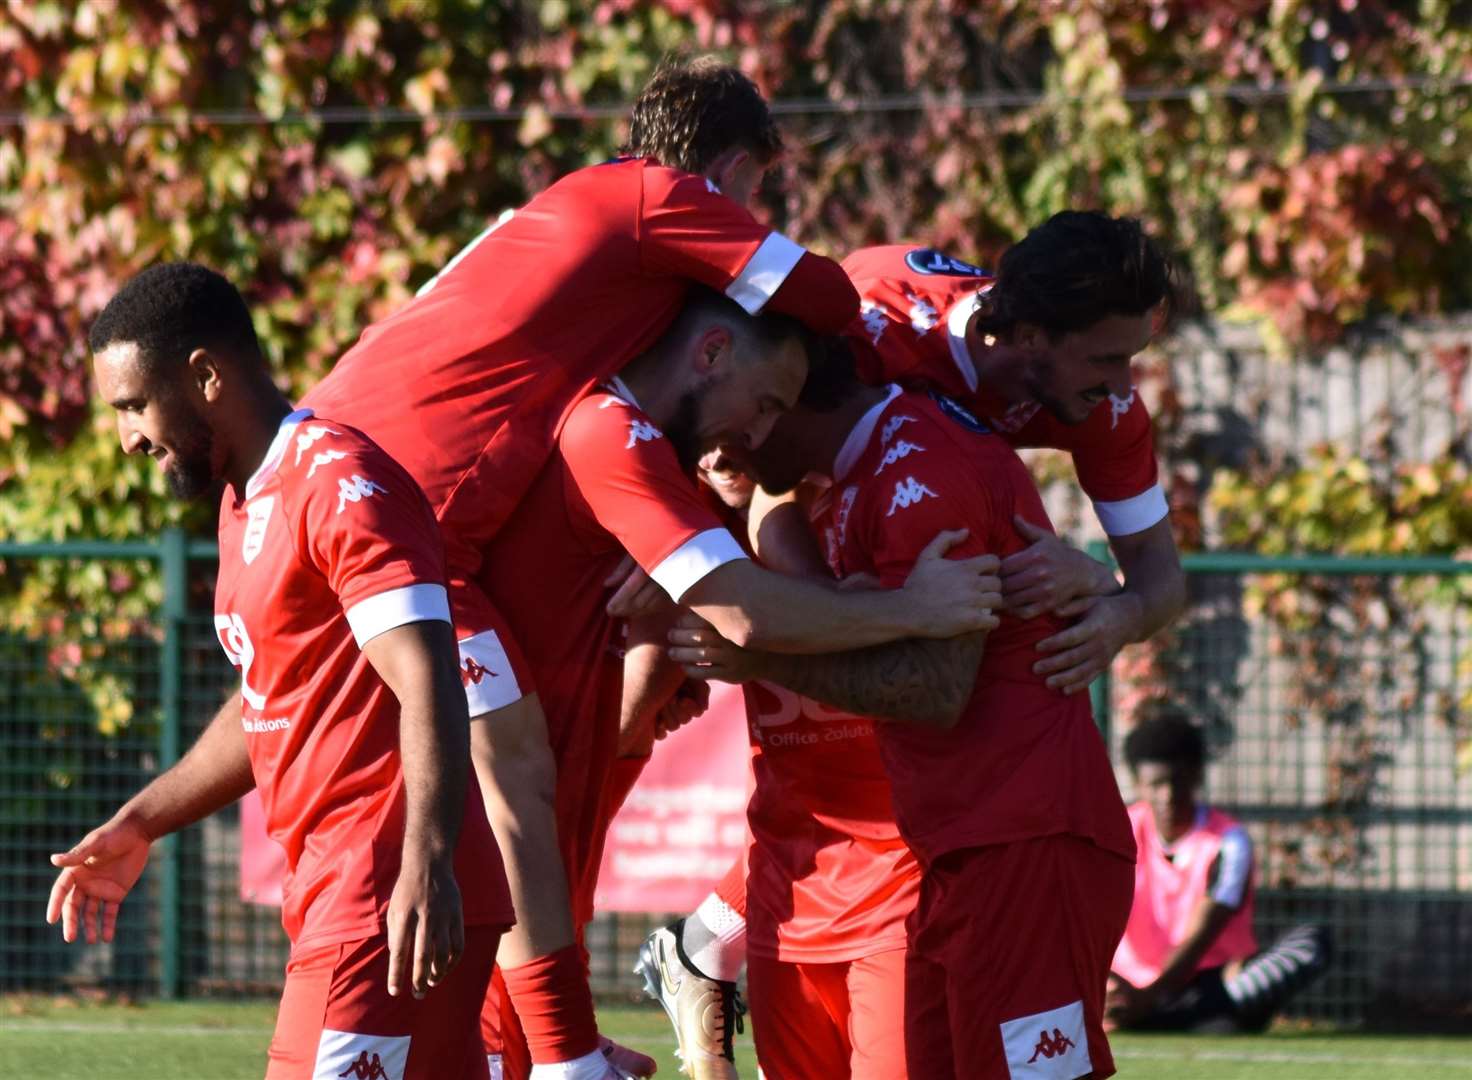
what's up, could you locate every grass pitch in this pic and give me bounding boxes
[2,995,1470,1078]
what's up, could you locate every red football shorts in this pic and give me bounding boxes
[748,947,908,1079]
[904,834,1133,1080]
[451,579,532,718]
[267,924,500,1080]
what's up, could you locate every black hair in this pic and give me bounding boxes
[980,211,1171,340]
[797,334,864,413]
[1123,706,1207,773]
[89,262,263,374]
[623,54,783,172]
[667,285,815,367]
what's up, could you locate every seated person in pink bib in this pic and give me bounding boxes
[1106,706,1329,1032]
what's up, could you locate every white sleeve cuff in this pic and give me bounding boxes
[344,583,451,647]
[648,528,749,602]
[725,232,806,314]
[1092,484,1169,537]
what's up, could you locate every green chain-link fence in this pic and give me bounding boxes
[3,535,1470,1026]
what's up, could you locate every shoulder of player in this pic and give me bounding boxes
[560,388,663,455]
[273,419,404,503]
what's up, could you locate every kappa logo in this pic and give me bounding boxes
[874,439,925,476]
[887,476,937,516]
[293,425,342,466]
[834,484,858,546]
[1108,389,1136,430]
[626,419,663,448]
[904,247,989,277]
[338,1052,391,1080]
[336,474,388,514]
[306,449,348,478]
[242,496,274,565]
[1027,1028,1077,1063]
[879,414,917,446]
[908,296,939,336]
[991,400,1043,434]
[461,656,496,686]
[859,300,889,346]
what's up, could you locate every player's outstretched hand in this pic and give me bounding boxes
[385,855,464,999]
[47,816,152,945]
[1001,516,1119,619]
[600,1034,658,1077]
[668,615,765,685]
[605,555,670,619]
[1033,591,1145,695]
[902,529,1003,637]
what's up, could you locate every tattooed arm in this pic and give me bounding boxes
[669,619,989,729]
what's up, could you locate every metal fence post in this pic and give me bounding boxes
[1086,540,1114,747]
[158,527,187,999]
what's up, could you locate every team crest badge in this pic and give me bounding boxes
[242,496,274,565]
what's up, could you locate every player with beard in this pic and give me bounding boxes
[53,264,512,1079]
[640,212,1184,1077]
[464,288,1003,1080]
[670,342,1137,1079]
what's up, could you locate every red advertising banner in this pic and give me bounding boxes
[239,682,751,914]
[594,681,750,914]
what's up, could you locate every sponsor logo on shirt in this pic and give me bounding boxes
[625,419,663,449]
[214,613,267,711]
[242,496,274,565]
[241,716,292,733]
[874,439,925,476]
[306,449,348,478]
[859,300,889,346]
[904,247,989,277]
[879,414,917,446]
[1109,389,1136,430]
[292,424,342,466]
[336,474,388,515]
[886,476,938,517]
[930,391,991,434]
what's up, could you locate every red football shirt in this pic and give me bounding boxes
[743,677,919,964]
[841,244,1167,537]
[477,383,747,923]
[302,159,858,636]
[812,387,1135,866]
[213,410,512,950]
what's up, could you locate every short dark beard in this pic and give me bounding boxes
[165,412,218,500]
[662,387,705,471]
[1021,353,1083,426]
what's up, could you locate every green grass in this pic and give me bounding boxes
[2,996,1470,1078]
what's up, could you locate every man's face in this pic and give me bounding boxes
[1018,311,1155,426]
[697,446,756,511]
[744,408,813,495]
[93,341,219,500]
[664,333,808,472]
[1132,760,1200,837]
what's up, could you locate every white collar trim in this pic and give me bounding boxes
[833,385,904,483]
[946,291,983,394]
[245,407,313,500]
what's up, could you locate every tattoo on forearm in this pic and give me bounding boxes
[766,632,987,726]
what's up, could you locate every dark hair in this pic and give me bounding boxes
[1123,706,1206,773]
[668,285,814,365]
[89,262,263,374]
[623,54,783,173]
[797,335,864,413]
[980,211,1171,340]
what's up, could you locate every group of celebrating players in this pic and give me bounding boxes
[43,56,1254,1080]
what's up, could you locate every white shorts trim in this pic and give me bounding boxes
[457,629,524,718]
[314,1028,411,1080]
[648,528,749,603]
[1092,484,1169,537]
[344,583,452,647]
[999,999,1091,1079]
[725,233,805,314]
